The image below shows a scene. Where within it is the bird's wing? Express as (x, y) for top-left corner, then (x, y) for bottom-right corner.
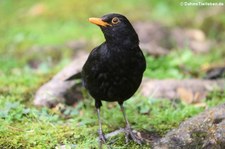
(65, 44), (104, 82)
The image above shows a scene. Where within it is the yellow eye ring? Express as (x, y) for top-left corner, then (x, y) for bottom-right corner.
(112, 17), (119, 24)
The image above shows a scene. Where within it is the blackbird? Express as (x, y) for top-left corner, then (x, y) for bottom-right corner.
(67, 13), (146, 145)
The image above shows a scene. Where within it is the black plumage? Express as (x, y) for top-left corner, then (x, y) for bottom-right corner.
(68, 13), (146, 146)
(83, 13), (146, 106)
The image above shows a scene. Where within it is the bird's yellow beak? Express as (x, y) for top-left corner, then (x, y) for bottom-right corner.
(89, 18), (111, 27)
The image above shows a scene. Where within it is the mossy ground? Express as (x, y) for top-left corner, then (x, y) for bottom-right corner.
(0, 0), (224, 148)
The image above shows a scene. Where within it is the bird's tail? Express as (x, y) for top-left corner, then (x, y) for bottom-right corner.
(65, 72), (82, 81)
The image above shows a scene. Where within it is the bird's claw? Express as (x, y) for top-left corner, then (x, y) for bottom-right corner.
(98, 129), (107, 143)
(98, 129), (114, 149)
(124, 126), (142, 145)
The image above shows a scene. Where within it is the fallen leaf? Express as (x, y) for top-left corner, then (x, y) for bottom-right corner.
(177, 87), (194, 104)
(185, 29), (206, 41)
(28, 3), (46, 16)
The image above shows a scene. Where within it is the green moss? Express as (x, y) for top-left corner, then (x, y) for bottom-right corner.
(0, 91), (224, 148)
(144, 48), (224, 79)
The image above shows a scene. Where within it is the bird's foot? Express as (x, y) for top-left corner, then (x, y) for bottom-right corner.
(98, 129), (113, 149)
(124, 126), (142, 145)
(98, 129), (107, 144)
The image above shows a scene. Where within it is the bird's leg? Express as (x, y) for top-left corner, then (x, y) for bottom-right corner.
(119, 103), (142, 145)
(97, 108), (107, 146)
(96, 101), (113, 149)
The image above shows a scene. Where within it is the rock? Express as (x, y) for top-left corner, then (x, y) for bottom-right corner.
(153, 103), (225, 149)
(134, 22), (212, 55)
(34, 64), (225, 107)
(140, 43), (169, 56)
(34, 52), (88, 107)
(140, 79), (225, 100)
(171, 28), (212, 53)
(134, 22), (171, 56)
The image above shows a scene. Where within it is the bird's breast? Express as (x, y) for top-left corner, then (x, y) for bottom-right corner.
(82, 46), (145, 101)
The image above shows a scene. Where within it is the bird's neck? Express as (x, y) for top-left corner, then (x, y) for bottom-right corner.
(105, 35), (139, 50)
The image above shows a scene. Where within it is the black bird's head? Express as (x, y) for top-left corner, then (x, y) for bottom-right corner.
(89, 13), (139, 49)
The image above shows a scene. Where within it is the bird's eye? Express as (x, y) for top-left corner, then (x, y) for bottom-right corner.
(112, 17), (120, 24)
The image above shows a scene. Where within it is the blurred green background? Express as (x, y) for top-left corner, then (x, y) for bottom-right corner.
(0, 0), (224, 148)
